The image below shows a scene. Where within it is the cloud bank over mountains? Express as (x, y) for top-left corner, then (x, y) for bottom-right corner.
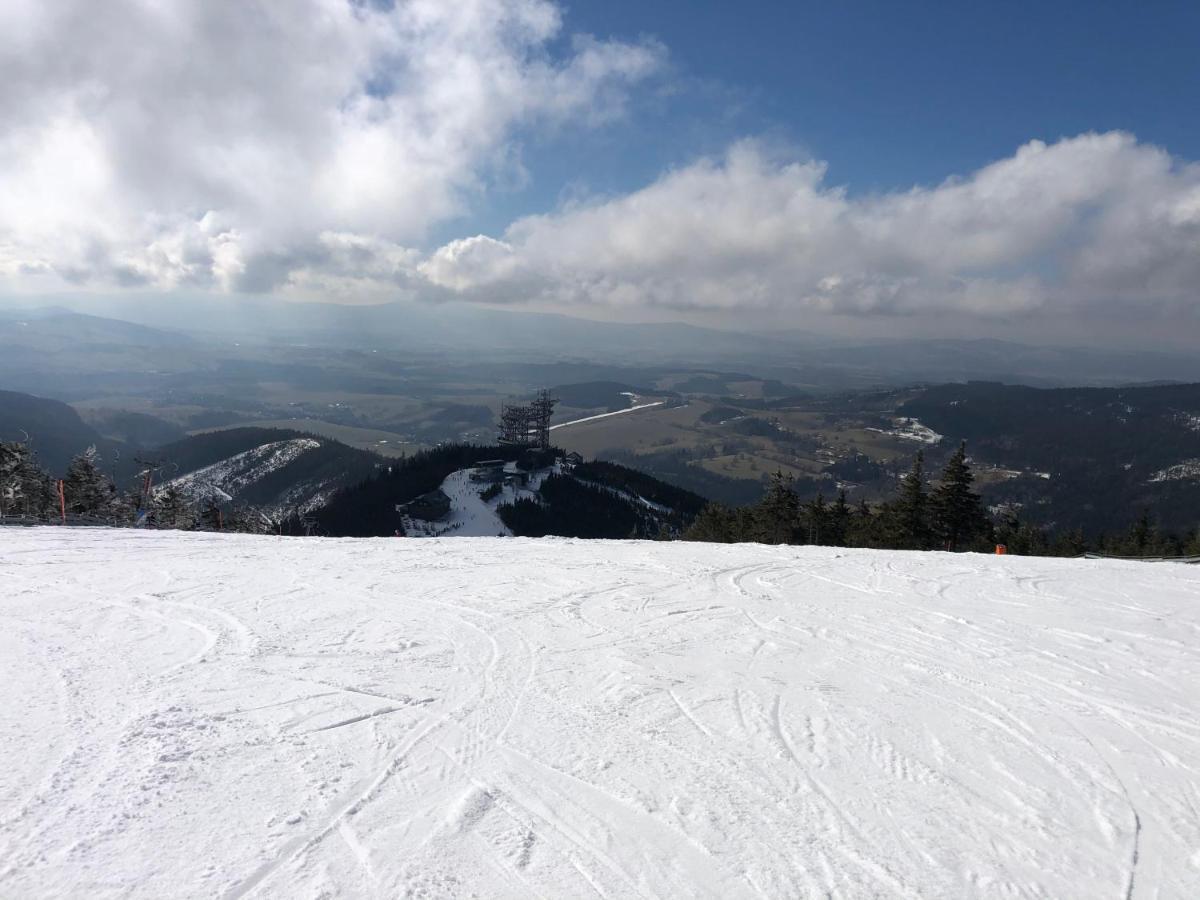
(1, 0), (661, 294)
(2, 0), (1198, 328)
(432, 133), (1200, 321)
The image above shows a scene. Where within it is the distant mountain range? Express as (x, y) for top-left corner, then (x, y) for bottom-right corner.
(6, 300), (1200, 386)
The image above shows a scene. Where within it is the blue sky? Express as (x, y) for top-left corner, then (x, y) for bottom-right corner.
(4, 0), (1200, 344)
(501, 0), (1200, 209)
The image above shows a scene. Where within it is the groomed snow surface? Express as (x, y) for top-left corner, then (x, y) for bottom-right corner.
(2, 529), (1199, 899)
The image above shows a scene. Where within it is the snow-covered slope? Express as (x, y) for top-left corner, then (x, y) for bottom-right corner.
(402, 464), (555, 538)
(159, 438), (322, 509)
(3, 529), (1199, 898)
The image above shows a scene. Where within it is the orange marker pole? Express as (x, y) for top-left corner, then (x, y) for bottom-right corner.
(57, 479), (66, 524)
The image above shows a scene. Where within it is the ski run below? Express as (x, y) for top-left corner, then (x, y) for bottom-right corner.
(2, 528), (1199, 899)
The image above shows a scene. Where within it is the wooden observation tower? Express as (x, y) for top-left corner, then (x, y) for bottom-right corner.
(499, 389), (557, 450)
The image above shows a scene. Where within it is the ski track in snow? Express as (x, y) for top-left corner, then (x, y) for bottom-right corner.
(2, 529), (1200, 898)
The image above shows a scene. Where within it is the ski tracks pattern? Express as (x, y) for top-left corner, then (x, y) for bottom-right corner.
(2, 529), (1199, 898)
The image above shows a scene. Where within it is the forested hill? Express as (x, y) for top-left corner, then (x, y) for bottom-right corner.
(900, 381), (1200, 532)
(497, 460), (706, 540)
(0, 390), (119, 475)
(310, 445), (706, 539)
(313, 445), (525, 536)
(155, 427), (383, 514)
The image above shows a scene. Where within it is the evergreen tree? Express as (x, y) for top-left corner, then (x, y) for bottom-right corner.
(929, 442), (989, 551)
(1053, 527), (1088, 557)
(993, 509), (1051, 556)
(887, 451), (930, 549)
(229, 505), (275, 534)
(63, 446), (118, 520)
(826, 489), (852, 547)
(0, 441), (55, 520)
(1185, 527), (1200, 557)
(199, 497), (224, 531)
(802, 492), (828, 545)
(1118, 511), (1175, 557)
(1128, 510), (1153, 555)
(685, 503), (740, 543)
(753, 471), (800, 544)
(153, 485), (193, 530)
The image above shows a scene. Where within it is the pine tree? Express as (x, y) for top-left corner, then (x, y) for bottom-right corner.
(1185, 527), (1200, 557)
(225, 505), (273, 534)
(930, 442), (989, 551)
(754, 471), (800, 544)
(1125, 511), (1156, 556)
(1054, 527), (1088, 557)
(803, 492), (828, 545)
(63, 446), (118, 520)
(826, 489), (851, 547)
(0, 441), (55, 520)
(685, 503), (739, 542)
(153, 485), (193, 530)
(837, 497), (876, 548)
(199, 497), (224, 531)
(888, 451), (930, 550)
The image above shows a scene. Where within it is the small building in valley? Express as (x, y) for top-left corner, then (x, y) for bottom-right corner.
(469, 459), (507, 484)
(399, 489), (451, 522)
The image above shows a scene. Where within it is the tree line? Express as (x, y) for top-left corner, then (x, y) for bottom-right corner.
(0, 440), (280, 533)
(7, 435), (1198, 556)
(684, 442), (1200, 557)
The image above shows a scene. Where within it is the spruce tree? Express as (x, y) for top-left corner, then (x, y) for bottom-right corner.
(0, 441), (54, 520)
(685, 503), (739, 543)
(847, 497), (875, 548)
(754, 471), (800, 544)
(890, 451), (930, 549)
(803, 492), (828, 545)
(930, 442), (988, 551)
(199, 497), (224, 531)
(154, 485), (193, 530)
(1055, 527), (1088, 557)
(827, 489), (851, 547)
(63, 446), (118, 520)
(1185, 528), (1200, 557)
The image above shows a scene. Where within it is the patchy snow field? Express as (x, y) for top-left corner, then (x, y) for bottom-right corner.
(2, 529), (1199, 899)
(402, 464), (557, 538)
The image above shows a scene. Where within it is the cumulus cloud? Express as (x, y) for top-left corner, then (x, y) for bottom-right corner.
(0, 0), (662, 293)
(3, 3), (1197, 326)
(426, 133), (1200, 319)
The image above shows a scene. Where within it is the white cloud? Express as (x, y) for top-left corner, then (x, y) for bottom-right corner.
(426, 133), (1200, 320)
(0, 0), (662, 292)
(3, 3), (1198, 328)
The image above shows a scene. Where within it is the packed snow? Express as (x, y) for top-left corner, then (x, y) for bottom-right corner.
(3, 528), (1200, 898)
